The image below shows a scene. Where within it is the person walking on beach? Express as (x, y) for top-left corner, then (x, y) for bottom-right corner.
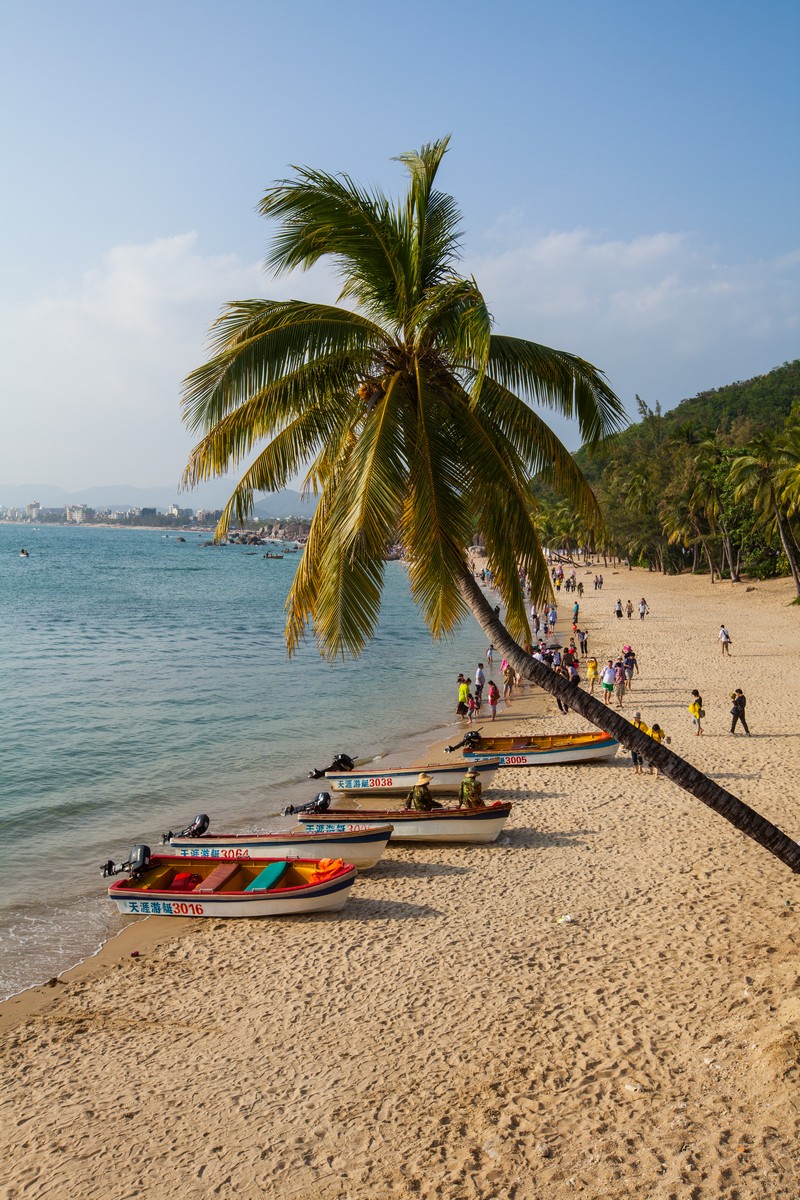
(626, 599), (634, 620)
(601, 660), (616, 705)
(614, 659), (626, 708)
(474, 662), (485, 703)
(614, 598), (623, 619)
(647, 723), (667, 776)
(405, 772), (442, 811)
(688, 689), (704, 736)
(555, 662), (571, 713)
(456, 676), (470, 720)
(577, 580), (584, 598)
(638, 597), (649, 620)
(486, 680), (499, 721)
(730, 689), (750, 735)
(502, 663), (515, 704)
(486, 644), (494, 666)
(457, 766), (485, 809)
(593, 574), (599, 590)
(719, 624), (732, 655)
(630, 711), (649, 774)
(622, 646), (638, 690)
(467, 692), (478, 722)
(586, 656), (599, 693)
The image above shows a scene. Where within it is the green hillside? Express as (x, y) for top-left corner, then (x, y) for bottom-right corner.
(547, 360), (800, 588)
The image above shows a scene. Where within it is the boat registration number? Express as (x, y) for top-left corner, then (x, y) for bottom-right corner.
(345, 776), (395, 788)
(122, 900), (205, 915)
(176, 846), (251, 859)
(500, 755), (528, 765)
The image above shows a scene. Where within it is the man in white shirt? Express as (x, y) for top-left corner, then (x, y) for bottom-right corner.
(719, 625), (732, 656)
(474, 662), (486, 702)
(601, 660), (616, 705)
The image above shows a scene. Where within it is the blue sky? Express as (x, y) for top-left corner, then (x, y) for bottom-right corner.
(1, 0), (798, 491)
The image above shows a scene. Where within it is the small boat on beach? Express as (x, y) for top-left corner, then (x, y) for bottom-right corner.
(446, 729), (619, 767)
(298, 802), (512, 844)
(103, 845), (357, 917)
(162, 813), (393, 869)
(309, 753), (501, 794)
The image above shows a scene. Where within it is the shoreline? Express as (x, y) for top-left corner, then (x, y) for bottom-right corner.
(2, 567), (799, 1199)
(0, 666), (547, 1019)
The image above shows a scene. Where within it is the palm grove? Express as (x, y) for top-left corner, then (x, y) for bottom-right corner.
(182, 138), (800, 873)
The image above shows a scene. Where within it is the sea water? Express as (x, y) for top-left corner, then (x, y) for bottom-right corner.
(0, 524), (493, 998)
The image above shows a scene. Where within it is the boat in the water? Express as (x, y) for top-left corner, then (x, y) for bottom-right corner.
(298, 802), (512, 844)
(19, 549), (29, 558)
(446, 729), (619, 766)
(162, 813), (392, 869)
(103, 845), (357, 917)
(263, 552), (284, 559)
(308, 752), (501, 794)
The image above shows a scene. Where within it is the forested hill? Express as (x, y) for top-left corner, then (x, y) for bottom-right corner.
(658, 359), (799, 437)
(557, 359), (800, 586)
(578, 359), (799, 480)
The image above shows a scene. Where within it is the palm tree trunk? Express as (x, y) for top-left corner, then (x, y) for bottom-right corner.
(458, 569), (800, 873)
(774, 505), (800, 597)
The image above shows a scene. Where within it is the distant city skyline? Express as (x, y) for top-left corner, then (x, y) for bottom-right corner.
(1, 1), (797, 490)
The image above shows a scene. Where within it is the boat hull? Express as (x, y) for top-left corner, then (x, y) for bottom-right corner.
(166, 824), (392, 869)
(462, 734), (619, 766)
(324, 758), (501, 795)
(107, 855), (357, 917)
(299, 803), (512, 844)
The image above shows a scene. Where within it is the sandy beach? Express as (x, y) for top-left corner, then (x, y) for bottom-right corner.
(1, 567), (798, 1200)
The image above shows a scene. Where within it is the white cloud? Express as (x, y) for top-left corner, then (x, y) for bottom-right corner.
(0, 234), (339, 489)
(469, 225), (799, 432)
(1, 224), (797, 489)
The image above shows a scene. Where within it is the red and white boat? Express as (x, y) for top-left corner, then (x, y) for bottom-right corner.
(104, 847), (357, 917)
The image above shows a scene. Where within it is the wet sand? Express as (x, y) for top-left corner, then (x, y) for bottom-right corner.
(1, 568), (798, 1199)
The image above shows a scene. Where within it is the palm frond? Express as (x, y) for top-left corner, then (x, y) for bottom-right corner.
(488, 335), (626, 446)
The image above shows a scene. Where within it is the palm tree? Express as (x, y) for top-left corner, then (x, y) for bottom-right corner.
(730, 431), (800, 597)
(691, 438), (740, 581)
(182, 139), (800, 873)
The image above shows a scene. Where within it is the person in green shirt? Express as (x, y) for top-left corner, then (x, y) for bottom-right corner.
(457, 767), (485, 809)
(405, 772), (442, 811)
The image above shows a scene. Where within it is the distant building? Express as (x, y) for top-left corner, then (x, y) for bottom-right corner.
(65, 504), (91, 523)
(26, 501), (41, 521)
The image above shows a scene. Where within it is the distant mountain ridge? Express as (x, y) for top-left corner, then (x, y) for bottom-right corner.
(0, 481), (317, 519)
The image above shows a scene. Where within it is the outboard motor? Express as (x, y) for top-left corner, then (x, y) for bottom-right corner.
(101, 844), (153, 879)
(308, 752), (356, 780)
(161, 814), (210, 844)
(283, 792), (332, 817)
(444, 729), (482, 754)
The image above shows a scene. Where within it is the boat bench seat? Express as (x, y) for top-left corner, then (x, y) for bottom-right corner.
(194, 862), (240, 893)
(244, 861), (290, 892)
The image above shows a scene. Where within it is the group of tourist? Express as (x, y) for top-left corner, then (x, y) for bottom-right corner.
(687, 683), (750, 737)
(614, 597), (650, 620)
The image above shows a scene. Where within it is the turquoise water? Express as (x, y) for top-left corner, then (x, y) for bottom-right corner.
(0, 524), (492, 998)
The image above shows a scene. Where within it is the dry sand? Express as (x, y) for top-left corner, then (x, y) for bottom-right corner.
(1, 568), (798, 1200)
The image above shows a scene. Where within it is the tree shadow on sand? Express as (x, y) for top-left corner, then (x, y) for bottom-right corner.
(500, 826), (597, 851)
(368, 859), (471, 881)
(330, 898), (443, 921)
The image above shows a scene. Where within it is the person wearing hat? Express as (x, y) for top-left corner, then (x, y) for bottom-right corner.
(457, 766), (486, 810)
(405, 772), (442, 811)
(630, 711), (649, 774)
